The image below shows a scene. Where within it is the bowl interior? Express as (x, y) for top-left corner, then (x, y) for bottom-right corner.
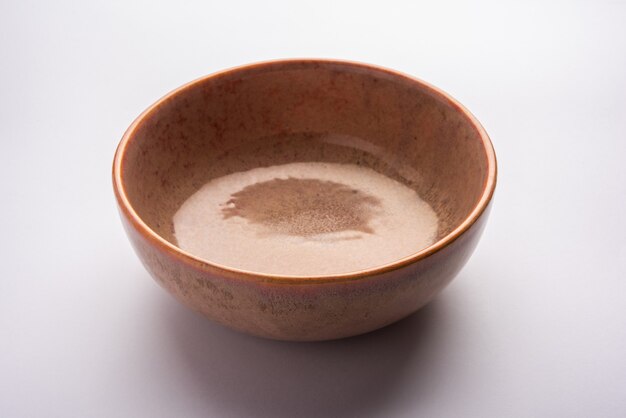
(118, 61), (490, 269)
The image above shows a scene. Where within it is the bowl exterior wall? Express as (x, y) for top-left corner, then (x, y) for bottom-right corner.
(118, 202), (491, 341)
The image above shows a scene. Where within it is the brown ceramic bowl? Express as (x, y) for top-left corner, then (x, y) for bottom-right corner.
(113, 59), (496, 341)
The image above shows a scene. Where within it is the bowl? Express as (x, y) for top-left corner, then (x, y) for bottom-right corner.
(113, 59), (496, 341)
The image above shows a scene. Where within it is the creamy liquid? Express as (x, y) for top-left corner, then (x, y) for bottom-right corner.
(173, 162), (438, 276)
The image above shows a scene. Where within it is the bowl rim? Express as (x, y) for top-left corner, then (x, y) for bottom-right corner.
(113, 58), (497, 284)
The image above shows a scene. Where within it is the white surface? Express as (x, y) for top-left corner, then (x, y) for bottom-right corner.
(2, 1), (625, 417)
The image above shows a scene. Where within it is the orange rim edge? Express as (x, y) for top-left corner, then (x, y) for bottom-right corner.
(112, 58), (497, 285)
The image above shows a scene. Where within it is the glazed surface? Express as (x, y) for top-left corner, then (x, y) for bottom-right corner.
(173, 162), (438, 275)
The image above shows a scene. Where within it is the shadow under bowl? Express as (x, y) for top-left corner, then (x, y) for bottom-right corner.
(113, 59), (496, 341)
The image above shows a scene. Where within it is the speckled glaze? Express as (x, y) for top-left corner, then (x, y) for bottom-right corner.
(113, 59), (497, 341)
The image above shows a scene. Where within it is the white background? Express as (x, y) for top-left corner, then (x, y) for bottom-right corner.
(2, 1), (625, 417)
